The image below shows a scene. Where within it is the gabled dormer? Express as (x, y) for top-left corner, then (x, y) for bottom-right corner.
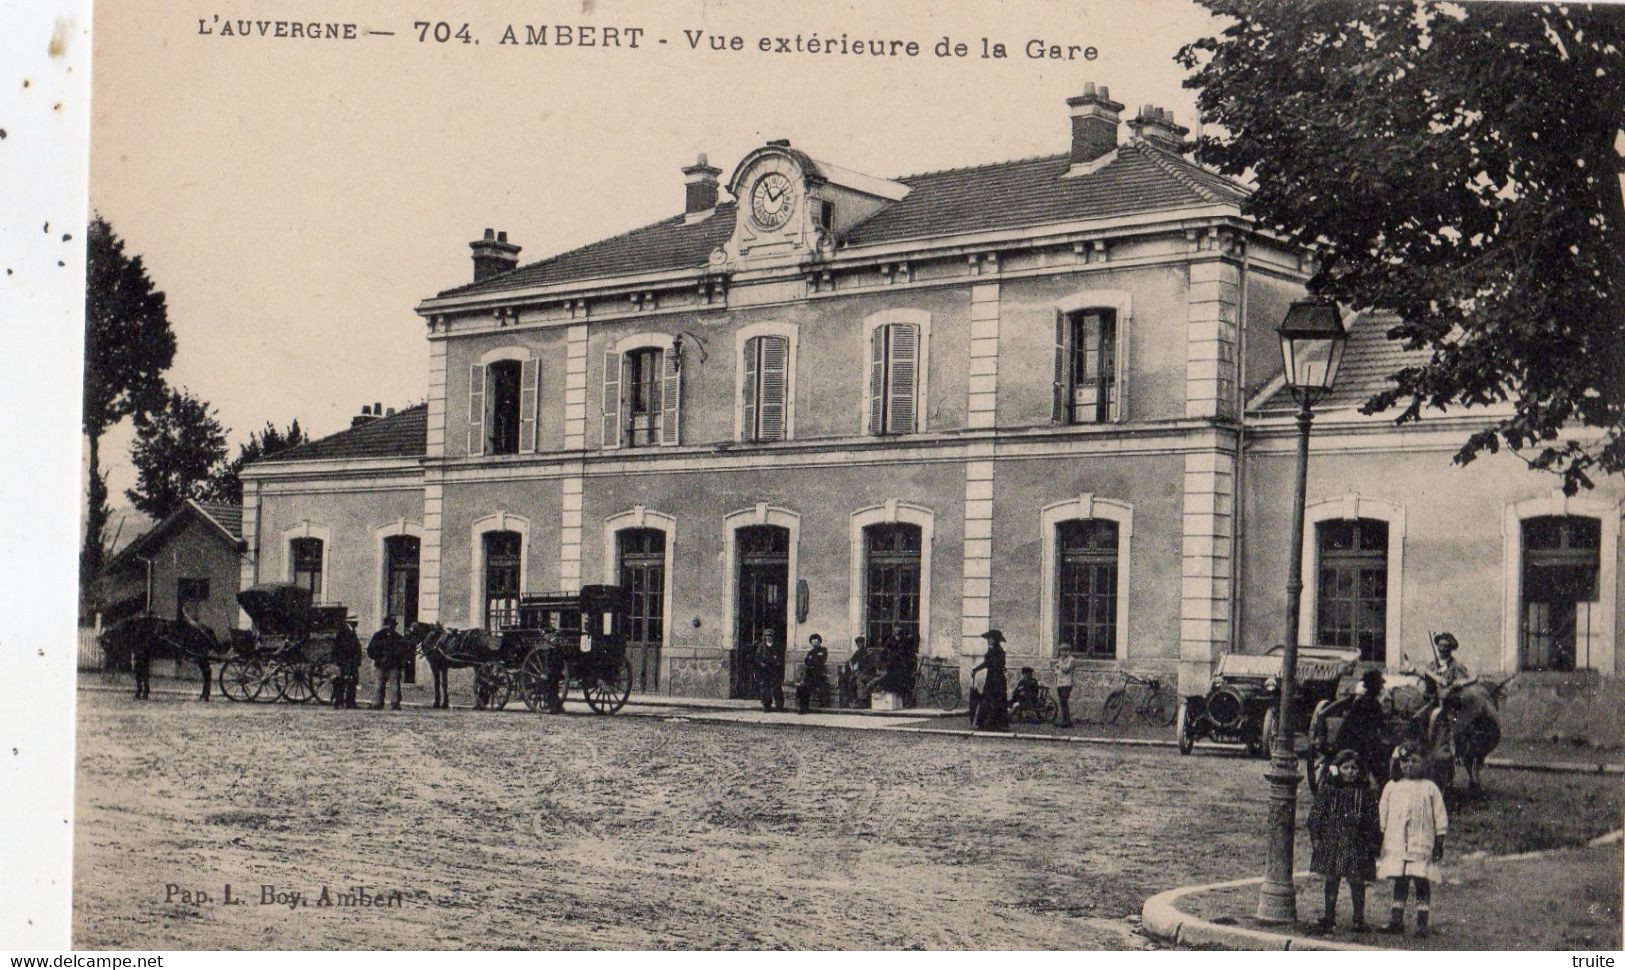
(709, 140), (909, 270)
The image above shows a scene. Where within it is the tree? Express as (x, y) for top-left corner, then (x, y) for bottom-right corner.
(205, 419), (306, 504)
(83, 216), (176, 582)
(1178, 1), (1625, 492)
(125, 388), (228, 518)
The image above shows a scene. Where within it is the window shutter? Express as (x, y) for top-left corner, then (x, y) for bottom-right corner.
(867, 325), (887, 434)
(1052, 313), (1069, 424)
(660, 348), (682, 446)
(886, 322), (919, 434)
(758, 335), (788, 441)
(519, 357), (539, 453)
(467, 363), (486, 457)
(600, 350), (621, 449)
(741, 337), (759, 441)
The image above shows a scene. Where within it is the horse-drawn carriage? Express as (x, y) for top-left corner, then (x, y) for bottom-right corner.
(218, 583), (352, 704)
(500, 585), (636, 715)
(1176, 645), (1361, 758)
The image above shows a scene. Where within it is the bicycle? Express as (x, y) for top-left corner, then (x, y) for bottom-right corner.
(913, 657), (963, 711)
(1102, 671), (1177, 726)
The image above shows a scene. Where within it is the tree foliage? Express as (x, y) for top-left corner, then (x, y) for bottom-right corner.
(1178, 1), (1625, 491)
(205, 419), (306, 504)
(125, 388), (228, 518)
(82, 216), (176, 581)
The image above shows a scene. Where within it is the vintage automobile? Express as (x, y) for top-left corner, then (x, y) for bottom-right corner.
(1176, 645), (1361, 758)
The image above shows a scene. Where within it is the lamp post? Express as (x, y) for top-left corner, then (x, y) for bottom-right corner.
(1256, 298), (1348, 925)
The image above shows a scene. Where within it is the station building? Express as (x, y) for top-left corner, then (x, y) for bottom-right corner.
(240, 85), (1624, 696)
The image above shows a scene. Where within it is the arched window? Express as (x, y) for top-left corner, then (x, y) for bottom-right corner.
(1051, 290), (1131, 425)
(1056, 519), (1119, 657)
(469, 347), (538, 456)
(482, 530), (522, 631)
(289, 537), (324, 600)
(603, 335), (681, 448)
(1315, 518), (1388, 661)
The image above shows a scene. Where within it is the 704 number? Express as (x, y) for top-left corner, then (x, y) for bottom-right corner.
(414, 21), (474, 43)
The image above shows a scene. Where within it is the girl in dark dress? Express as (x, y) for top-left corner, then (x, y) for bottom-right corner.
(970, 629), (1010, 731)
(1308, 748), (1382, 932)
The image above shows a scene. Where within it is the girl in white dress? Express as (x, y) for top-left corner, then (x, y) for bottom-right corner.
(1377, 742), (1449, 937)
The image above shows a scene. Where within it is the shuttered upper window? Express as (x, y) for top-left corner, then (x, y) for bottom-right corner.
(864, 312), (929, 436)
(1052, 308), (1119, 424)
(468, 350), (539, 457)
(741, 335), (789, 442)
(602, 336), (681, 449)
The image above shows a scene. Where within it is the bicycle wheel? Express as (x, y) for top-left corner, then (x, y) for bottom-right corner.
(1037, 690), (1059, 725)
(1156, 685), (1179, 727)
(1102, 689), (1126, 725)
(934, 678), (962, 712)
(1141, 690), (1169, 727)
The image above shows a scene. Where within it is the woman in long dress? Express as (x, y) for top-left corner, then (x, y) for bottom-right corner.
(970, 629), (1010, 731)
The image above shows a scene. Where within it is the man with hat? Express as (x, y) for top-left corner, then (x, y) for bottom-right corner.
(368, 615), (408, 710)
(332, 615), (363, 709)
(969, 629), (1010, 731)
(1328, 668), (1389, 782)
(795, 633), (830, 714)
(1418, 632), (1477, 715)
(756, 626), (786, 713)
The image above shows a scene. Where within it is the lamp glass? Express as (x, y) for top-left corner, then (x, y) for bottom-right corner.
(1277, 301), (1348, 395)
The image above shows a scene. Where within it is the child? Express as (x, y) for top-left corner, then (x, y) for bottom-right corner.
(1009, 666), (1041, 721)
(1307, 749), (1381, 932)
(1377, 742), (1449, 937)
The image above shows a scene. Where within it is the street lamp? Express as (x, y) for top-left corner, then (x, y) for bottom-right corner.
(1256, 298), (1348, 925)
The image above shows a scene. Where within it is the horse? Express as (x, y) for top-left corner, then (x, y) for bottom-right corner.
(407, 622), (512, 709)
(98, 614), (219, 700)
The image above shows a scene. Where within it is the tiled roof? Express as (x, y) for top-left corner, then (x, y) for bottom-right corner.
(259, 404), (428, 464)
(1254, 312), (1432, 414)
(435, 141), (1247, 299)
(194, 501), (243, 540)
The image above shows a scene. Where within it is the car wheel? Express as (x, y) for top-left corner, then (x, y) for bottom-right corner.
(1176, 701), (1194, 755)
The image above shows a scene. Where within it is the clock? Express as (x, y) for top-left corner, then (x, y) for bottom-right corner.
(749, 172), (795, 231)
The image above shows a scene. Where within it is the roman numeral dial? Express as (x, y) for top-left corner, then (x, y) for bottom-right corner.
(749, 172), (795, 231)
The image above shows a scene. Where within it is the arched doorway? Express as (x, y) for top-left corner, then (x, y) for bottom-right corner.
(618, 527), (666, 691)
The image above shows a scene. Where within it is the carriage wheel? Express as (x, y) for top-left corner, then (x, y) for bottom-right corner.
(219, 659), (256, 702)
(308, 663), (334, 706)
(552, 656), (575, 711)
(1176, 701), (1194, 755)
(273, 663), (314, 704)
(584, 658), (633, 715)
(488, 669), (513, 711)
(516, 649), (551, 712)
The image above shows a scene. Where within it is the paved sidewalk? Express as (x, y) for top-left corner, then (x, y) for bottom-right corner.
(1142, 833), (1623, 950)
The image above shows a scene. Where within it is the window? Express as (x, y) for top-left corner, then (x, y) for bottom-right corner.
(483, 530), (522, 631)
(1056, 519), (1118, 657)
(1053, 308), (1118, 424)
(290, 538), (324, 600)
(863, 523), (922, 646)
(626, 348), (664, 447)
(741, 335), (789, 442)
(602, 338), (681, 448)
(1520, 515), (1601, 672)
(1316, 519), (1388, 661)
(176, 578), (209, 622)
(867, 321), (922, 435)
(468, 352), (538, 456)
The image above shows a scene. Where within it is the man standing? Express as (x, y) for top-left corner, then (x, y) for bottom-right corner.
(368, 615), (407, 710)
(332, 617), (363, 709)
(796, 633), (830, 714)
(756, 627), (786, 713)
(1053, 648), (1076, 727)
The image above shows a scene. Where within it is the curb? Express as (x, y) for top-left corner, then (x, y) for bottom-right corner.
(1142, 829), (1625, 951)
(1141, 874), (1381, 951)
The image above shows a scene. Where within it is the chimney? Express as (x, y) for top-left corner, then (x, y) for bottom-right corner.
(1128, 105), (1191, 153)
(1066, 82), (1125, 167)
(682, 153), (722, 217)
(350, 404), (376, 429)
(469, 228), (521, 283)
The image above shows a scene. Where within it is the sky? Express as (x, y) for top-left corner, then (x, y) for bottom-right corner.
(86, 0), (1225, 510)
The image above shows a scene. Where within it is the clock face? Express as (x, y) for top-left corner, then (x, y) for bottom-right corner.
(749, 172), (795, 231)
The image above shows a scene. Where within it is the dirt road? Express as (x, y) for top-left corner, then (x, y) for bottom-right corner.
(72, 691), (1619, 949)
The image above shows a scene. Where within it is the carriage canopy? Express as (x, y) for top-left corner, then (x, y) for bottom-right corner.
(237, 583), (349, 638)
